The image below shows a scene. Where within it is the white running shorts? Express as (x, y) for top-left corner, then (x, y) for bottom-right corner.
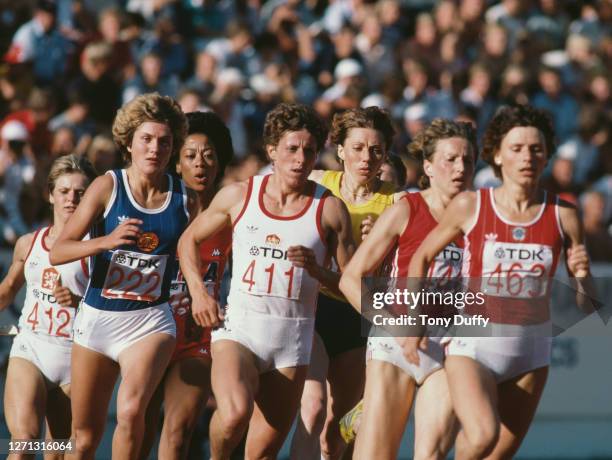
(73, 302), (176, 362)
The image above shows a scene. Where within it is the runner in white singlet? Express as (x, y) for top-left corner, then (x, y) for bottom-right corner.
(2, 154), (96, 459)
(178, 103), (355, 459)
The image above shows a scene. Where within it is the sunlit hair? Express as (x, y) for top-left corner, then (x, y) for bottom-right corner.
(329, 106), (395, 151)
(112, 92), (187, 163)
(407, 118), (477, 189)
(47, 154), (98, 193)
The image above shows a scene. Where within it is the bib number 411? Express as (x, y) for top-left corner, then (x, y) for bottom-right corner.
(241, 260), (300, 299)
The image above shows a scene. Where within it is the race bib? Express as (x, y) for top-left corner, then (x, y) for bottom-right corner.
(102, 250), (168, 302)
(428, 245), (463, 288)
(239, 258), (303, 300)
(26, 277), (74, 339)
(169, 264), (216, 312)
(481, 241), (553, 299)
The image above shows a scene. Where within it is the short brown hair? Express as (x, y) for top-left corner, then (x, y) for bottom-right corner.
(481, 105), (555, 178)
(407, 118), (477, 189)
(112, 93), (187, 163)
(263, 103), (328, 151)
(329, 107), (395, 150)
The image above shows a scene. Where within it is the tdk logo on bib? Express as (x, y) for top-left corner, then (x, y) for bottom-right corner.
(490, 244), (551, 262)
(440, 246), (462, 262)
(248, 234), (289, 260)
(114, 253), (163, 269)
(249, 245), (288, 260)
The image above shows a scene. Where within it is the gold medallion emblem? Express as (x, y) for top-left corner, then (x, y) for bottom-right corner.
(137, 232), (159, 252)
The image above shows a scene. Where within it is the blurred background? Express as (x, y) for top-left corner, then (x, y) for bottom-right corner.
(0, 0), (609, 458)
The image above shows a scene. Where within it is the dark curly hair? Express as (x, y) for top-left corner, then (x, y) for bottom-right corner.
(407, 118), (478, 189)
(482, 105), (556, 178)
(329, 106), (395, 150)
(182, 111), (234, 175)
(263, 103), (328, 151)
(112, 92), (187, 164)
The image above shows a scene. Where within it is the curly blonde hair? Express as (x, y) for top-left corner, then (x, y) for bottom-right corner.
(112, 93), (187, 163)
(407, 118), (477, 189)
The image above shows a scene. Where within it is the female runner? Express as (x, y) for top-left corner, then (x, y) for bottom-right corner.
(292, 106), (403, 459)
(338, 119), (477, 459)
(140, 111), (234, 459)
(408, 105), (592, 459)
(2, 154), (96, 459)
(50, 93), (195, 459)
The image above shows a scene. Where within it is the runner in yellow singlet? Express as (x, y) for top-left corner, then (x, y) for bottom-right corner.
(291, 106), (404, 460)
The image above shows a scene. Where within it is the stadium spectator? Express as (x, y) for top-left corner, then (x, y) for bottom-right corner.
(183, 50), (218, 102)
(122, 51), (180, 104)
(95, 7), (133, 81)
(4, 0), (72, 87)
(355, 11), (395, 91)
(582, 190), (612, 261)
(533, 65), (579, 142)
(0, 120), (35, 245)
(48, 91), (96, 145)
(67, 41), (121, 127)
(85, 134), (119, 174)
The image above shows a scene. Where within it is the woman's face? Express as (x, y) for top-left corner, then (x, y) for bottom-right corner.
(50, 173), (89, 223)
(128, 121), (173, 176)
(267, 129), (318, 188)
(425, 137), (475, 197)
(338, 127), (387, 185)
(177, 133), (219, 194)
(494, 126), (548, 187)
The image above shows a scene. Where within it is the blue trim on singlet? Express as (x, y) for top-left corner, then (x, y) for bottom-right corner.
(84, 169), (189, 311)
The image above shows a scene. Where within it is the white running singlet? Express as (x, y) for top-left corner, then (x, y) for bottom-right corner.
(227, 175), (329, 318)
(19, 227), (88, 344)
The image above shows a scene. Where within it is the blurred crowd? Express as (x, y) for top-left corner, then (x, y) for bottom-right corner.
(0, 0), (610, 259)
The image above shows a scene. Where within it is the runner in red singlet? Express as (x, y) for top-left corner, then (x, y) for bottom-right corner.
(407, 105), (592, 459)
(339, 119), (477, 459)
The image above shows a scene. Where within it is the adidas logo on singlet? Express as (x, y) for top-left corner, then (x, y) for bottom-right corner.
(212, 248), (221, 257)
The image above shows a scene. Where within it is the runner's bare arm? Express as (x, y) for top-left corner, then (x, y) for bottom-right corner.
(49, 175), (142, 265)
(178, 181), (246, 327)
(559, 201), (590, 278)
(0, 232), (33, 310)
(311, 195), (356, 294)
(340, 201), (409, 313)
(408, 191), (476, 277)
(558, 201), (596, 312)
